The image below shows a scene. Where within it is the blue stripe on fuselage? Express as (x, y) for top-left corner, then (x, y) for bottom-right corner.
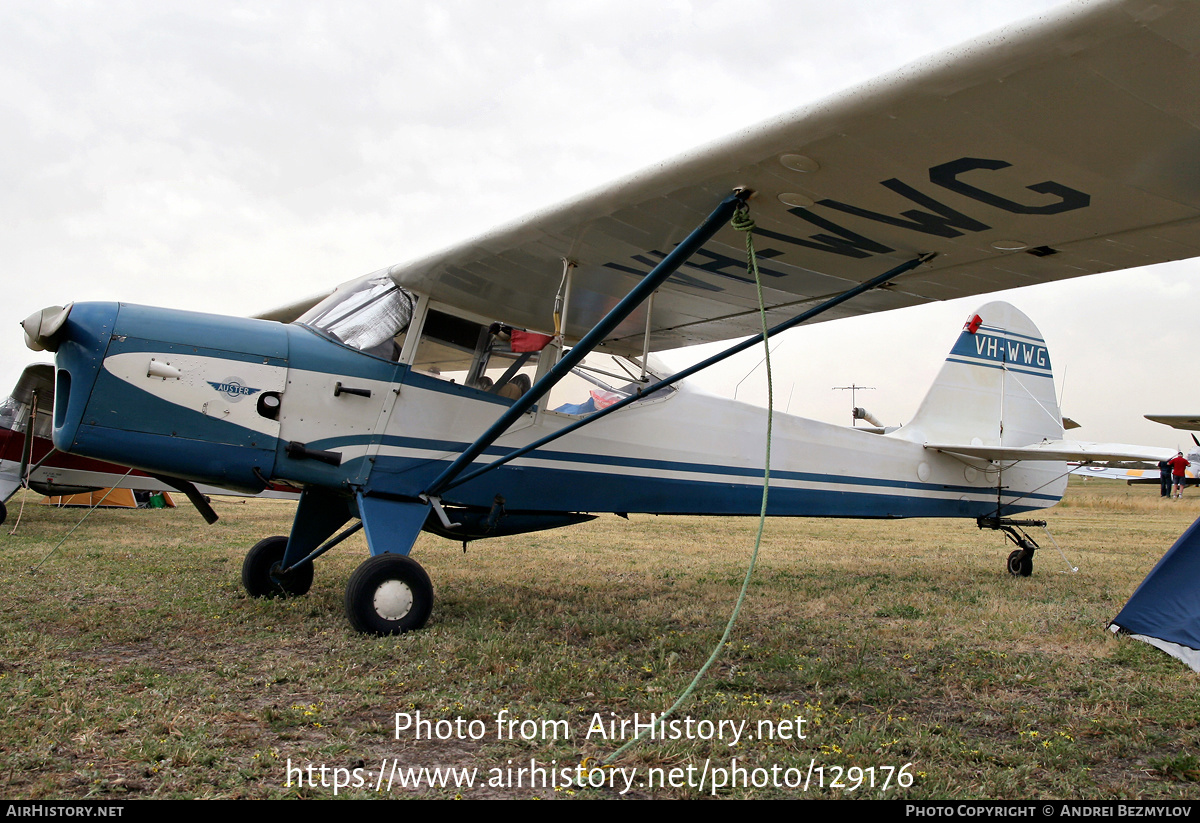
(361, 451), (1049, 518)
(332, 433), (1060, 515)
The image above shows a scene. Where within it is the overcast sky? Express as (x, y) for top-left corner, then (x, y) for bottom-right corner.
(3, 0), (1196, 451)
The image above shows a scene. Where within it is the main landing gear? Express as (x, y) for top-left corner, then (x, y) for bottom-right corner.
(344, 554), (434, 635)
(241, 536), (314, 597)
(978, 516), (1043, 577)
(241, 537), (433, 635)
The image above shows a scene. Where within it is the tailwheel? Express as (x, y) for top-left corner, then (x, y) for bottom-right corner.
(978, 517), (1043, 578)
(242, 535), (314, 598)
(344, 553), (433, 635)
(1006, 549), (1033, 577)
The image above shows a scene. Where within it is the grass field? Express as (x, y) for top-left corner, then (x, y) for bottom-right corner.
(2, 478), (1200, 799)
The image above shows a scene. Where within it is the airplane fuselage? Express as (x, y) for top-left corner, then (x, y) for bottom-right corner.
(49, 301), (1063, 525)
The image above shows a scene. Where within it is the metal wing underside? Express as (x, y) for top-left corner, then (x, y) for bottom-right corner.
(12, 363), (54, 408)
(1145, 415), (1200, 431)
(361, 0), (1200, 356)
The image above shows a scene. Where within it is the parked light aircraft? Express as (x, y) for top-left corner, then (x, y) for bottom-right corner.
(0, 363), (297, 524)
(1068, 418), (1200, 485)
(1069, 454), (1197, 485)
(20, 0), (1200, 633)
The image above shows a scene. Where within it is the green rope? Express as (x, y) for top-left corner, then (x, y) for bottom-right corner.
(600, 202), (773, 768)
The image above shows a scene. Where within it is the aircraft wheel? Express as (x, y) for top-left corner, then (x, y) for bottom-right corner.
(344, 553), (433, 635)
(242, 535), (313, 598)
(0, 498), (6, 526)
(1006, 549), (1033, 577)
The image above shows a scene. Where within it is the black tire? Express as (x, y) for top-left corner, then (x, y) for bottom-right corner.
(344, 553), (433, 635)
(1006, 549), (1033, 577)
(242, 536), (313, 598)
(0, 498), (7, 526)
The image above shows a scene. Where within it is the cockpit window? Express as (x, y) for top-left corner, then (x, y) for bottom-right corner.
(0, 395), (52, 439)
(0, 397), (17, 433)
(297, 273), (415, 357)
(411, 312), (545, 398)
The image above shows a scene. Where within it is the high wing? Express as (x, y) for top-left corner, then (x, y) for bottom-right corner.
(337, 0), (1200, 356)
(1145, 415), (1200, 431)
(9, 363), (53, 410)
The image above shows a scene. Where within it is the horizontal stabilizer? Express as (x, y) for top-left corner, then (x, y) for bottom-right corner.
(925, 441), (1176, 464)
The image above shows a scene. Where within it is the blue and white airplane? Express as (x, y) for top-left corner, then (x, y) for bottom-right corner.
(20, 0), (1200, 633)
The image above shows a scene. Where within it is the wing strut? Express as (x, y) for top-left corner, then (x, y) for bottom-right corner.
(423, 191), (751, 498)
(439, 251), (935, 493)
(16, 390), (39, 489)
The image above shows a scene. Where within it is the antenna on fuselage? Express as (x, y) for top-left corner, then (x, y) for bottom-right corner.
(833, 384), (875, 426)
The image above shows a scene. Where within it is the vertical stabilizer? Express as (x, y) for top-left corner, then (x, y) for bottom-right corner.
(901, 302), (1063, 448)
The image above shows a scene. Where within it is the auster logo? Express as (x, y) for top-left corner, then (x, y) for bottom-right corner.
(207, 378), (263, 403)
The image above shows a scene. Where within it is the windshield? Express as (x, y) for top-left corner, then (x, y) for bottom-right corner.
(0, 397), (17, 433)
(297, 273), (415, 354)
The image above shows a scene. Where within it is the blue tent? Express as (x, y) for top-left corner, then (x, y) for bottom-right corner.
(1111, 515), (1200, 671)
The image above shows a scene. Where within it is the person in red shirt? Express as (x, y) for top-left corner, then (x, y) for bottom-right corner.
(1167, 451), (1191, 499)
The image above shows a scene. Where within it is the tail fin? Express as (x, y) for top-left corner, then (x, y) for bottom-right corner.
(901, 302), (1063, 447)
